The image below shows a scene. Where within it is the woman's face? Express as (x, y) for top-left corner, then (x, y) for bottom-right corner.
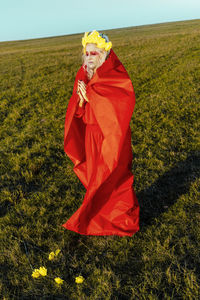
(85, 43), (103, 71)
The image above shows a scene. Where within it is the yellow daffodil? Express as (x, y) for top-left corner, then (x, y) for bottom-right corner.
(54, 277), (64, 285)
(49, 251), (55, 260)
(55, 249), (61, 256)
(48, 249), (61, 260)
(75, 275), (84, 284)
(32, 269), (40, 278)
(38, 266), (47, 276)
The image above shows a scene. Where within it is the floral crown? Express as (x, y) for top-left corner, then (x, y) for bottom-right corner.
(82, 30), (112, 53)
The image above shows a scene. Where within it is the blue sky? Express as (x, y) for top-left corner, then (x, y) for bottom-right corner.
(0, 0), (199, 42)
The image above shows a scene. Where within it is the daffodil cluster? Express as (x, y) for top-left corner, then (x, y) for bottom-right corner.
(31, 248), (85, 286)
(82, 30), (112, 53)
(31, 249), (64, 285)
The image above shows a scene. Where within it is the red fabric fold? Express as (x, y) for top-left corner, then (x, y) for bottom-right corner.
(62, 49), (140, 236)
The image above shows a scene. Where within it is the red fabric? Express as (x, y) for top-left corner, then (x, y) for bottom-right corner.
(62, 49), (140, 236)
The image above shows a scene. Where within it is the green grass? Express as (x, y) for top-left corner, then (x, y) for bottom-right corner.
(0, 19), (200, 299)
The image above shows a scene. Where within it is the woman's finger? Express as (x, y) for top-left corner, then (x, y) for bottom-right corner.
(79, 84), (87, 96)
(78, 80), (86, 86)
(78, 81), (86, 90)
(81, 88), (89, 103)
(78, 83), (89, 103)
(78, 84), (86, 93)
(79, 88), (89, 103)
(84, 94), (89, 103)
(78, 92), (84, 107)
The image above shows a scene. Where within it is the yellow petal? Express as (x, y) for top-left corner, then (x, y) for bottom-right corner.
(75, 275), (84, 283)
(54, 277), (64, 284)
(39, 266), (47, 276)
(49, 252), (55, 260)
(55, 249), (61, 256)
(32, 269), (40, 278)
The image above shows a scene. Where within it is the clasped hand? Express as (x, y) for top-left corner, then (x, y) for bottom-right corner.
(77, 80), (89, 107)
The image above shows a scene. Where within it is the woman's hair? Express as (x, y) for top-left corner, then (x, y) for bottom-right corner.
(82, 33), (110, 80)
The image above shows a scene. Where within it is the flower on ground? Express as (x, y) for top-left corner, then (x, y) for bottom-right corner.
(32, 269), (40, 278)
(48, 249), (61, 260)
(75, 275), (84, 284)
(49, 252), (55, 260)
(55, 249), (61, 256)
(38, 266), (47, 276)
(54, 277), (64, 285)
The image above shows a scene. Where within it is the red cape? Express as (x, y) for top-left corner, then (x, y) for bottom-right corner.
(62, 49), (140, 236)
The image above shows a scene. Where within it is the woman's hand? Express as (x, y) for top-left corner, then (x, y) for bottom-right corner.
(77, 80), (89, 107)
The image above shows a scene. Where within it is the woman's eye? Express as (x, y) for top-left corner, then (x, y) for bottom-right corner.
(85, 51), (99, 56)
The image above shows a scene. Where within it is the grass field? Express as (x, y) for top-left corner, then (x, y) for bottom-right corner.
(0, 19), (200, 299)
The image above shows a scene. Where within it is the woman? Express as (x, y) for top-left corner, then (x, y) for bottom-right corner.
(62, 30), (140, 236)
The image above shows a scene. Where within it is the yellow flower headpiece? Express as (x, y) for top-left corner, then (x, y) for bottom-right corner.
(82, 30), (112, 53)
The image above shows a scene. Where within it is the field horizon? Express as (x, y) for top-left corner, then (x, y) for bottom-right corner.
(0, 18), (199, 44)
(0, 19), (200, 299)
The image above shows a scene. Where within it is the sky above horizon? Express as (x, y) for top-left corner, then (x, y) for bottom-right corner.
(0, 0), (199, 42)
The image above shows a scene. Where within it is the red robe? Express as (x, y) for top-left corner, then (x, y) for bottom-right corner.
(62, 49), (140, 236)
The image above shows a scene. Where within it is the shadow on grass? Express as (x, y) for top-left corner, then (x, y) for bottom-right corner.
(106, 151), (200, 299)
(137, 151), (200, 229)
